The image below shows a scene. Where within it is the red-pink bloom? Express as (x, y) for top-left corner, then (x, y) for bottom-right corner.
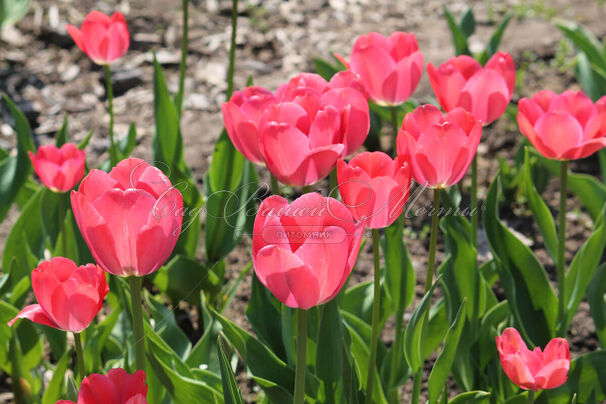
(517, 90), (606, 160)
(56, 368), (148, 404)
(71, 158), (183, 277)
(496, 328), (570, 392)
(67, 11), (129, 65)
(397, 105), (482, 188)
(337, 152), (411, 229)
(427, 52), (515, 124)
(346, 32), (423, 106)
(221, 87), (278, 164)
(29, 143), (86, 192)
(252, 193), (363, 309)
(8, 257), (108, 333)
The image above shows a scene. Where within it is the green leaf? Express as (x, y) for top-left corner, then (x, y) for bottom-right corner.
(404, 277), (441, 372)
(428, 300), (467, 404)
(484, 14), (513, 61)
(118, 123), (137, 158)
(153, 255), (217, 306)
(382, 216), (415, 316)
(316, 298), (343, 383)
(78, 130), (94, 150)
(524, 148), (558, 262)
(460, 8), (476, 38)
(312, 57), (343, 81)
(557, 21), (606, 70)
(341, 279), (392, 327)
(443, 5), (471, 56)
(448, 391), (491, 404)
(484, 174), (557, 345)
(41, 350), (70, 404)
(55, 114), (68, 147)
(0, 0), (30, 27)
(587, 264), (606, 347)
(145, 292), (192, 360)
(218, 333), (244, 404)
(186, 294), (221, 374)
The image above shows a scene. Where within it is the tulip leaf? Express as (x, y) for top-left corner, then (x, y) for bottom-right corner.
(145, 292), (192, 360)
(524, 148), (558, 262)
(313, 57), (342, 81)
(443, 5), (471, 56)
(186, 293), (221, 374)
(587, 263), (606, 347)
(118, 122), (137, 158)
(0, 0), (30, 27)
(564, 205), (606, 331)
(77, 129), (94, 151)
(460, 8), (476, 38)
(341, 279), (392, 327)
(483, 13), (513, 62)
(0, 93), (35, 223)
(55, 114), (68, 147)
(153, 255), (219, 306)
(428, 300), (467, 404)
(536, 350), (606, 404)
(41, 349), (70, 404)
(448, 390), (491, 404)
(556, 21), (606, 72)
(404, 277), (441, 373)
(218, 333), (244, 404)
(484, 174), (557, 346)
(316, 298), (343, 384)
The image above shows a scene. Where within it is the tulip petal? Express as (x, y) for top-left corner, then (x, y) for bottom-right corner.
(535, 111), (584, 159)
(7, 304), (59, 329)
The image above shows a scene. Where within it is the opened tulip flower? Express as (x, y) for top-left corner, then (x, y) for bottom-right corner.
(427, 52), (515, 125)
(496, 328), (570, 392)
(8, 257), (108, 333)
(342, 32), (423, 106)
(71, 158), (183, 277)
(517, 90), (606, 160)
(337, 152), (411, 229)
(57, 368), (148, 404)
(222, 86), (278, 164)
(397, 105), (482, 188)
(252, 193), (363, 309)
(67, 11), (129, 65)
(29, 143), (86, 192)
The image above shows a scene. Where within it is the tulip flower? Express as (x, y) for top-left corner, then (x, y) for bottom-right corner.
(8, 257), (108, 333)
(29, 143), (86, 192)
(57, 368), (148, 404)
(71, 158), (183, 277)
(337, 152), (411, 229)
(221, 87), (278, 164)
(496, 328), (570, 392)
(345, 32), (424, 106)
(67, 11), (129, 65)
(517, 90), (606, 161)
(397, 105), (482, 188)
(252, 192), (363, 309)
(427, 52), (515, 125)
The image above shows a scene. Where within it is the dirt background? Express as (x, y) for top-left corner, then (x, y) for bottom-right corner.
(1, 0), (606, 402)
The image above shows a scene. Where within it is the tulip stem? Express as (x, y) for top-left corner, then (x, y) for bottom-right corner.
(329, 168), (338, 199)
(302, 185), (312, 194)
(58, 193), (67, 257)
(294, 308), (308, 404)
(73, 332), (85, 382)
(128, 276), (146, 372)
(557, 160), (568, 336)
(104, 65), (118, 166)
(411, 368), (422, 404)
(176, 0), (189, 117)
(365, 228), (382, 404)
(528, 390), (535, 404)
(471, 156), (478, 248)
(9, 337), (24, 404)
(226, 0), (238, 99)
(390, 106), (399, 157)
(270, 174), (280, 196)
(426, 188), (441, 293)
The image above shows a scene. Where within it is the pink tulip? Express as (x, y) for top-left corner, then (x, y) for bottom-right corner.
(345, 32), (423, 106)
(57, 368), (148, 404)
(517, 90), (606, 160)
(8, 257), (108, 333)
(427, 52), (515, 125)
(496, 328), (570, 391)
(29, 143), (86, 192)
(67, 11), (129, 65)
(221, 87), (278, 164)
(252, 193), (363, 309)
(337, 152), (411, 229)
(397, 105), (482, 188)
(71, 158), (183, 277)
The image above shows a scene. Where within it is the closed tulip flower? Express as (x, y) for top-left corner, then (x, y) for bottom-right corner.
(346, 32), (424, 106)
(517, 90), (606, 160)
(71, 158), (183, 277)
(496, 328), (570, 391)
(67, 11), (129, 65)
(29, 143), (86, 192)
(337, 152), (411, 229)
(8, 257), (108, 333)
(221, 87), (278, 164)
(427, 52), (515, 125)
(57, 368), (148, 404)
(397, 105), (482, 188)
(252, 193), (363, 309)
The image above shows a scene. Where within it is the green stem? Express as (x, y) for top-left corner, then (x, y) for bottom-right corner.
(226, 0), (238, 99)
(10, 337), (24, 404)
(329, 168), (338, 199)
(270, 174), (280, 196)
(73, 332), (86, 382)
(128, 276), (146, 372)
(411, 368), (422, 404)
(425, 188), (441, 293)
(302, 185), (312, 194)
(471, 156), (478, 248)
(390, 106), (399, 157)
(104, 65), (118, 166)
(293, 308), (308, 404)
(528, 390), (535, 404)
(365, 229), (382, 404)
(388, 305), (405, 403)
(176, 0), (189, 116)
(557, 160), (568, 336)
(58, 193), (67, 256)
